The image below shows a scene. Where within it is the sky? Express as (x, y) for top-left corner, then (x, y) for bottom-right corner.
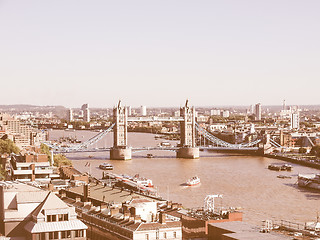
(0, 0), (319, 108)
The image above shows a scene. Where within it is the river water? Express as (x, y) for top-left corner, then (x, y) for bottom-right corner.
(49, 130), (320, 225)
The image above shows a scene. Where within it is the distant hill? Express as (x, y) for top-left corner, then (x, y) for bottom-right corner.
(0, 105), (67, 118)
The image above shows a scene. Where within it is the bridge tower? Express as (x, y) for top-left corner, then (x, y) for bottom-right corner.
(258, 133), (273, 155)
(177, 100), (200, 159)
(110, 101), (132, 160)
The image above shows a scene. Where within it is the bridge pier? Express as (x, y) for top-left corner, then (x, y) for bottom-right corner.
(177, 147), (199, 159)
(110, 147), (132, 160)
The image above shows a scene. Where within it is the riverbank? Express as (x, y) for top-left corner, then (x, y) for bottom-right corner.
(265, 153), (320, 170)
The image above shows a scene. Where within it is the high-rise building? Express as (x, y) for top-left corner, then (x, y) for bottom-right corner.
(255, 103), (261, 121)
(210, 109), (221, 116)
(221, 110), (230, 118)
(67, 108), (73, 122)
(127, 106), (132, 116)
(290, 111), (300, 129)
(140, 105), (147, 116)
(81, 104), (90, 122)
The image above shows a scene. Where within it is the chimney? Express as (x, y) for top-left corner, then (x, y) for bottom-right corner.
(134, 215), (141, 223)
(75, 196), (81, 202)
(60, 191), (67, 198)
(159, 212), (166, 224)
(167, 201), (172, 209)
(48, 183), (54, 191)
(172, 203), (179, 209)
(83, 184), (90, 202)
(100, 202), (108, 211)
(110, 208), (119, 217)
(30, 164), (36, 182)
(124, 210), (130, 220)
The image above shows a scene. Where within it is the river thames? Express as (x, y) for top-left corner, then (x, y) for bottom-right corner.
(49, 130), (320, 226)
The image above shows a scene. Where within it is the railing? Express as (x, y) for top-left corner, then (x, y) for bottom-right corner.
(128, 116), (184, 122)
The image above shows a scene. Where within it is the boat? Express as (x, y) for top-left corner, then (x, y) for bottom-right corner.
(277, 175), (292, 179)
(132, 174), (154, 187)
(298, 173), (320, 191)
(146, 154), (154, 158)
(268, 163), (292, 171)
(160, 141), (171, 147)
(186, 176), (201, 186)
(99, 163), (113, 170)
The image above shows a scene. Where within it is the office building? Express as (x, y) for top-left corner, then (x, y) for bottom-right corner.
(9, 153), (54, 184)
(127, 106), (132, 116)
(221, 110), (230, 118)
(290, 112), (300, 130)
(210, 109), (221, 116)
(81, 104), (90, 122)
(67, 108), (73, 122)
(140, 105), (147, 116)
(255, 103), (261, 121)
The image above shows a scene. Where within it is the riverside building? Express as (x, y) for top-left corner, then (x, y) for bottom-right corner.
(0, 181), (87, 239)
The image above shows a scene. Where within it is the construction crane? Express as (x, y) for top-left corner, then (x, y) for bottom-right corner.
(204, 194), (223, 213)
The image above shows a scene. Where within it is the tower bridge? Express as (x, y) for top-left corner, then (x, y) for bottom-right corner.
(46, 100), (269, 159)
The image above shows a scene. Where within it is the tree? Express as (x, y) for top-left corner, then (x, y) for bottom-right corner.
(310, 145), (320, 157)
(298, 147), (307, 154)
(40, 143), (52, 163)
(53, 154), (72, 167)
(0, 165), (6, 180)
(0, 139), (20, 155)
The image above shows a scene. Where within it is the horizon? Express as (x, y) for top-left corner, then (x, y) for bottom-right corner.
(0, 101), (320, 109)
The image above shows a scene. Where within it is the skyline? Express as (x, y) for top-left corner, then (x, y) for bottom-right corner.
(1, 1), (320, 108)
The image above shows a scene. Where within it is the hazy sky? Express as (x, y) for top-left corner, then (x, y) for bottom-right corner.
(0, 1), (319, 108)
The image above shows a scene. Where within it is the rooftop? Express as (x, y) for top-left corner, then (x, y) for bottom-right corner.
(67, 183), (164, 205)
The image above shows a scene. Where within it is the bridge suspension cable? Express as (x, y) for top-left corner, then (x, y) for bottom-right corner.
(45, 123), (115, 152)
(195, 122), (261, 149)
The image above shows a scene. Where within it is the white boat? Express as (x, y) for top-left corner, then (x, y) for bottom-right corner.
(186, 176), (200, 186)
(298, 174), (320, 190)
(99, 163), (114, 170)
(133, 174), (154, 187)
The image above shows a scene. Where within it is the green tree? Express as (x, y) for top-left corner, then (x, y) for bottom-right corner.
(310, 145), (320, 157)
(40, 143), (52, 163)
(0, 165), (6, 180)
(53, 154), (72, 167)
(0, 139), (20, 155)
(298, 147), (307, 154)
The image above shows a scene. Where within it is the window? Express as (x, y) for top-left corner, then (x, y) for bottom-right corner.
(49, 232), (59, 239)
(163, 232), (167, 239)
(145, 234), (149, 240)
(58, 214), (68, 221)
(47, 215), (57, 222)
(75, 230), (84, 238)
(33, 233), (40, 240)
(173, 232), (177, 238)
(41, 233), (45, 240)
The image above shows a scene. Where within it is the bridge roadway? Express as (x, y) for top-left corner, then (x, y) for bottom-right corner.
(127, 116), (184, 122)
(53, 146), (259, 154)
